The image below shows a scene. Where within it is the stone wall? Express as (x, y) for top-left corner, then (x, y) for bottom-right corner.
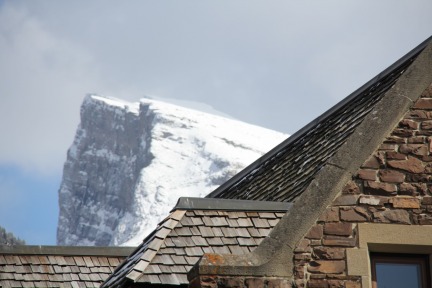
(293, 84), (432, 287)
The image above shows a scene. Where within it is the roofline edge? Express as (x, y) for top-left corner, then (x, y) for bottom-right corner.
(0, 245), (136, 256)
(172, 197), (292, 212)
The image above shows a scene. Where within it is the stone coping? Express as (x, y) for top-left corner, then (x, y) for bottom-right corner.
(173, 197), (292, 212)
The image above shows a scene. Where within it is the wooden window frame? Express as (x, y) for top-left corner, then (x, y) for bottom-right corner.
(370, 253), (430, 288)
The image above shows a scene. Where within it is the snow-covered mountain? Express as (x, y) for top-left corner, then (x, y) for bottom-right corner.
(57, 95), (288, 246)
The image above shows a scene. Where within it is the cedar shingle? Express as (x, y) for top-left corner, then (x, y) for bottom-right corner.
(170, 265), (187, 273)
(139, 274), (161, 284)
(238, 238), (257, 246)
(237, 218), (254, 227)
(228, 245), (250, 255)
(141, 249), (157, 262)
(90, 256), (100, 267)
(221, 227), (238, 238)
(252, 218), (270, 228)
(173, 248), (186, 256)
(198, 226), (214, 237)
(158, 265), (172, 273)
(83, 257), (94, 267)
(258, 212), (277, 219)
(184, 247), (203, 257)
(156, 227), (172, 239)
(0, 255), (6, 264)
(142, 264), (161, 274)
(191, 217), (204, 226)
(126, 270), (142, 281)
(171, 255), (188, 265)
(226, 219), (239, 227)
(177, 274), (189, 284)
(191, 236), (208, 246)
(202, 247), (214, 254)
(185, 256), (200, 265)
(38, 256), (49, 265)
(148, 237), (165, 251)
(211, 227), (224, 237)
(236, 228), (251, 238)
(134, 259), (150, 272)
(190, 226), (201, 235)
(212, 246), (231, 254)
(179, 216), (195, 226)
(98, 257), (110, 267)
(79, 267), (90, 274)
(207, 237), (224, 246)
(246, 212), (259, 217)
(171, 237), (187, 248)
(55, 256), (68, 266)
(176, 227), (192, 236)
(268, 219), (280, 226)
(152, 255), (174, 265)
(221, 237), (238, 245)
(170, 210), (186, 221)
(74, 257), (86, 267)
(247, 228), (261, 237)
(162, 218), (179, 230)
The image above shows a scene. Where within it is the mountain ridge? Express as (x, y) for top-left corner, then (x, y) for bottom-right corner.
(57, 95), (288, 246)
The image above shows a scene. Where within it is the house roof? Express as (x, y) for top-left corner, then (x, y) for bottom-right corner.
(103, 36), (432, 286)
(0, 245), (134, 288)
(207, 36), (432, 203)
(101, 198), (291, 287)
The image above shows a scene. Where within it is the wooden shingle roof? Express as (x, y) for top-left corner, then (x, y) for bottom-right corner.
(102, 198), (291, 287)
(207, 37), (432, 203)
(0, 245), (134, 288)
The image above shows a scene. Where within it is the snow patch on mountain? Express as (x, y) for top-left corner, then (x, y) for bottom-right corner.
(57, 95), (288, 246)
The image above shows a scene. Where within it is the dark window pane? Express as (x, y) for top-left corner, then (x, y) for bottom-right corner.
(375, 262), (422, 288)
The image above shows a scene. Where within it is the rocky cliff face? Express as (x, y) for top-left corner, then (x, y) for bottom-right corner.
(57, 95), (287, 246)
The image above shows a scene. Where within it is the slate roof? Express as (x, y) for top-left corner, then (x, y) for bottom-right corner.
(207, 37), (431, 202)
(102, 198), (291, 287)
(0, 245), (134, 288)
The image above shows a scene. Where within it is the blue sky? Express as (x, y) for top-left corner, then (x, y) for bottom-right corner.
(0, 0), (431, 245)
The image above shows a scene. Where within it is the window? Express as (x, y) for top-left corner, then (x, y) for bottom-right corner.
(370, 253), (430, 288)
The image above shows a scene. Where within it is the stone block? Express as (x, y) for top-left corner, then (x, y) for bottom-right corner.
(422, 196), (432, 205)
(421, 84), (432, 97)
(340, 208), (368, 222)
(217, 277), (244, 288)
(384, 136), (406, 144)
(408, 136), (426, 144)
(266, 278), (290, 288)
(399, 144), (428, 156)
(305, 225), (323, 239)
(295, 239), (311, 253)
(381, 209), (411, 224)
(388, 156), (424, 173)
(319, 207), (339, 222)
(390, 197), (420, 209)
(399, 119), (419, 130)
(342, 181), (360, 195)
(422, 120), (432, 130)
(357, 169), (377, 181)
(324, 223), (353, 236)
(307, 260), (345, 274)
(361, 155), (380, 169)
(386, 151), (406, 160)
(379, 170), (405, 183)
(313, 247), (345, 260)
(307, 279), (329, 288)
(322, 235), (356, 247)
(414, 98), (432, 110)
(345, 281), (361, 288)
(332, 195), (359, 206)
(364, 181), (397, 196)
(359, 195), (383, 206)
(245, 278), (264, 288)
